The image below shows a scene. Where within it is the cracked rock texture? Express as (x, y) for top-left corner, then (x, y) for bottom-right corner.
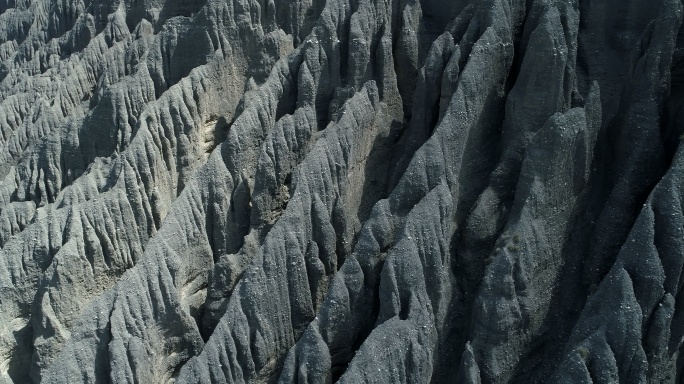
(0, 0), (683, 383)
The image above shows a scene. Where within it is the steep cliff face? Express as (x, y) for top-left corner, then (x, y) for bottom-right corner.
(0, 0), (683, 383)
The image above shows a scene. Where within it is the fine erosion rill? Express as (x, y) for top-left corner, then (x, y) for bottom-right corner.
(0, 0), (683, 383)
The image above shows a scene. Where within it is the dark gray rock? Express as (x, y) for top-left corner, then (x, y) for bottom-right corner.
(0, 0), (683, 383)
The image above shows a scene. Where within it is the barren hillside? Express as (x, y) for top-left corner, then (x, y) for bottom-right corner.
(0, 0), (683, 383)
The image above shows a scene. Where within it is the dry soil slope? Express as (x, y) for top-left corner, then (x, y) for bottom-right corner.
(0, 0), (683, 383)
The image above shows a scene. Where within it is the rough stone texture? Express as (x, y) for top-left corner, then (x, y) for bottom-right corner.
(0, 0), (683, 383)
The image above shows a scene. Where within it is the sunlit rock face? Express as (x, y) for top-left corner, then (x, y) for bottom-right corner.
(0, 0), (683, 383)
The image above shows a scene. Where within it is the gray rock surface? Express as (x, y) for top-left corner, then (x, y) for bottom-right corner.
(0, 0), (683, 383)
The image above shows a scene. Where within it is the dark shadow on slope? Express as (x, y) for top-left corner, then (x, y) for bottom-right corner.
(6, 321), (32, 384)
(0, 0), (29, 15)
(510, 3), (684, 380)
(122, 0), (209, 34)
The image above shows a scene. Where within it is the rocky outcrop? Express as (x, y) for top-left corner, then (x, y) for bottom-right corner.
(0, 0), (683, 383)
